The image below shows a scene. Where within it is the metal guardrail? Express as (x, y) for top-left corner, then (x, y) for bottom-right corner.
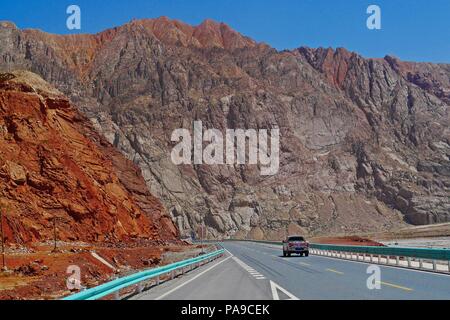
(309, 243), (450, 260)
(62, 249), (225, 300)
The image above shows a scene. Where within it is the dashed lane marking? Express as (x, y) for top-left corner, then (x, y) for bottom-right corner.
(377, 281), (413, 292)
(326, 268), (344, 275)
(232, 256), (266, 280)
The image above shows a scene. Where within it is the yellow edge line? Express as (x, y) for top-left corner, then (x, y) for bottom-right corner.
(377, 281), (413, 292)
(326, 268), (344, 275)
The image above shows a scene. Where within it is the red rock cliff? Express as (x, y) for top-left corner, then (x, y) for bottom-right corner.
(0, 71), (178, 244)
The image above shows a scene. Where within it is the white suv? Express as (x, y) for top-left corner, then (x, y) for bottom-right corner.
(282, 235), (309, 257)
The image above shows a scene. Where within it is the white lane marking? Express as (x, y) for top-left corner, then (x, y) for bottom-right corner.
(270, 280), (299, 300)
(155, 255), (233, 300)
(232, 256), (266, 280)
(224, 248), (234, 257)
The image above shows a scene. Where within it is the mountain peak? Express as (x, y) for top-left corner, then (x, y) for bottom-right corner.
(195, 18), (256, 49)
(126, 17), (256, 49)
(0, 21), (17, 29)
(199, 18), (220, 26)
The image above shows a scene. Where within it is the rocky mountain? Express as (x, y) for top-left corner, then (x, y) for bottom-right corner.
(0, 70), (178, 244)
(0, 18), (448, 240)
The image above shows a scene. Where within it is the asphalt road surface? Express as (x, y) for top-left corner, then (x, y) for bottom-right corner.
(132, 241), (450, 300)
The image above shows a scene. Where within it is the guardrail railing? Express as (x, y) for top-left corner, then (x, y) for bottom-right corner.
(62, 248), (225, 300)
(310, 243), (450, 260)
(230, 239), (450, 273)
(309, 244), (450, 273)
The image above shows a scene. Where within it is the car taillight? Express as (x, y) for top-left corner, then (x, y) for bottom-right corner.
(289, 243), (294, 247)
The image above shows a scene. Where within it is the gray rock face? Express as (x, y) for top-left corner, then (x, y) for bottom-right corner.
(0, 18), (448, 239)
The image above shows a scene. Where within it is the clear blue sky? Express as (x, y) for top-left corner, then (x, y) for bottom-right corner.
(1, 0), (449, 63)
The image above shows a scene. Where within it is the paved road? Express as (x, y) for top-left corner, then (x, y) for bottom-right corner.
(133, 241), (450, 300)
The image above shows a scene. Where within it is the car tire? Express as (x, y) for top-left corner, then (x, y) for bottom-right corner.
(305, 252), (309, 257)
(283, 251), (286, 257)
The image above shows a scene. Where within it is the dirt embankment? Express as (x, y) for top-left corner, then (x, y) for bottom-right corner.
(0, 71), (188, 300)
(310, 236), (385, 246)
(0, 242), (207, 300)
(370, 222), (450, 241)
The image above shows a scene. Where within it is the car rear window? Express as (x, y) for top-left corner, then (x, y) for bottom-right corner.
(288, 236), (305, 241)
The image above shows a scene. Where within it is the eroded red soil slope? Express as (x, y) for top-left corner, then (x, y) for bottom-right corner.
(0, 71), (178, 244)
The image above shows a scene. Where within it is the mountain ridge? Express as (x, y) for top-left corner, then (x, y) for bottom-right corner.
(0, 18), (448, 240)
